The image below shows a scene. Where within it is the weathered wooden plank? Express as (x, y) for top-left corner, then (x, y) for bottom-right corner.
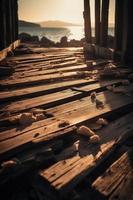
(13, 64), (88, 78)
(15, 55), (76, 67)
(41, 142), (114, 193)
(109, 171), (133, 200)
(0, 71), (91, 88)
(39, 113), (133, 194)
(0, 90), (133, 155)
(0, 79), (92, 102)
(28, 47), (83, 55)
(93, 148), (133, 199)
(8, 52), (74, 62)
(15, 56), (77, 69)
(0, 79), (123, 113)
(9, 48), (82, 61)
(0, 81), (126, 140)
(0, 89), (81, 113)
(14, 58), (109, 74)
(14, 60), (78, 73)
(7, 54), (44, 61)
(0, 64), (132, 88)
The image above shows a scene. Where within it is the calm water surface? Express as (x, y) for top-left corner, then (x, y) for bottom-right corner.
(19, 26), (114, 42)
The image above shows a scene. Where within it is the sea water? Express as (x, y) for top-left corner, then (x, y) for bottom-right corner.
(19, 26), (114, 43)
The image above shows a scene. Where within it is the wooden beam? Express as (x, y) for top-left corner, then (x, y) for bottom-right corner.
(14, 0), (19, 40)
(11, 0), (16, 42)
(100, 0), (109, 47)
(114, 0), (123, 51)
(5, 0), (13, 46)
(0, 0), (6, 50)
(95, 0), (100, 44)
(114, 0), (124, 61)
(84, 0), (92, 43)
(121, 0), (133, 65)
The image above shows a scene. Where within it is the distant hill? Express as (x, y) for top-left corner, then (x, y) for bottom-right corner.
(39, 20), (82, 27)
(19, 20), (41, 28)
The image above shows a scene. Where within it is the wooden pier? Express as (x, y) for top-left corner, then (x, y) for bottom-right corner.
(0, 44), (133, 199)
(0, 0), (133, 199)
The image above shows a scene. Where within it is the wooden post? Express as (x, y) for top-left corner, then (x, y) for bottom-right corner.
(11, 0), (16, 42)
(14, 0), (19, 40)
(121, 0), (133, 65)
(100, 0), (109, 47)
(5, 0), (13, 46)
(0, 0), (6, 50)
(114, 0), (123, 52)
(84, 0), (92, 43)
(95, 0), (100, 45)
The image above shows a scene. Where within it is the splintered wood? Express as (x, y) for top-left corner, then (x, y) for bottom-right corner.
(93, 148), (133, 199)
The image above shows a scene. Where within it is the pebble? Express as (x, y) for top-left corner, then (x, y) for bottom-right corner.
(89, 135), (100, 144)
(77, 125), (95, 137)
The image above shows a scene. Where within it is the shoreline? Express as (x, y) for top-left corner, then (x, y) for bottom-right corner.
(19, 32), (114, 48)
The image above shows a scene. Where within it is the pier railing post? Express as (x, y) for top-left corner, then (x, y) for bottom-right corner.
(11, 0), (16, 42)
(95, 0), (100, 45)
(100, 0), (109, 47)
(84, 0), (92, 43)
(14, 0), (19, 40)
(114, 0), (124, 61)
(0, 0), (6, 50)
(121, 0), (133, 65)
(5, 0), (13, 46)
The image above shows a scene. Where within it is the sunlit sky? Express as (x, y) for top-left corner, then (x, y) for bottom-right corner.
(19, 0), (115, 25)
